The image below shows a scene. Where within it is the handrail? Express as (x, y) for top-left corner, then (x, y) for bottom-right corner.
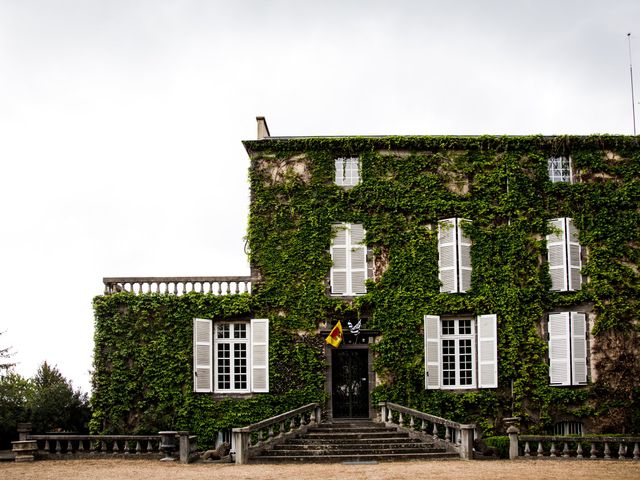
(232, 403), (321, 464)
(379, 402), (476, 460)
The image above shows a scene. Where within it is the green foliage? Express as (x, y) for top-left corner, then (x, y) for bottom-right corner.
(92, 134), (639, 442)
(482, 436), (509, 458)
(0, 371), (32, 448)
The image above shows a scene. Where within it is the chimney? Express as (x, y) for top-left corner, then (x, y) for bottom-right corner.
(256, 116), (270, 140)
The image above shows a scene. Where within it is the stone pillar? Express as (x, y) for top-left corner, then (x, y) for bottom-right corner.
(458, 425), (475, 460)
(232, 429), (249, 465)
(158, 431), (177, 461)
(508, 426), (520, 460)
(177, 431), (191, 464)
(314, 405), (322, 426)
(12, 440), (38, 462)
(17, 423), (32, 441)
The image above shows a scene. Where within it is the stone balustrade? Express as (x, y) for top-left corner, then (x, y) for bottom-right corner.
(103, 276), (252, 295)
(508, 427), (640, 460)
(379, 402), (475, 460)
(232, 403), (322, 464)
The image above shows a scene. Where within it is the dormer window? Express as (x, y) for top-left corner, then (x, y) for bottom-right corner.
(335, 157), (361, 187)
(548, 156), (572, 183)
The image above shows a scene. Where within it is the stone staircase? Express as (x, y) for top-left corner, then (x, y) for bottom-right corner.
(252, 421), (460, 463)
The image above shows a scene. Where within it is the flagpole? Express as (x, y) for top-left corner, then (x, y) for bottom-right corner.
(628, 33), (637, 135)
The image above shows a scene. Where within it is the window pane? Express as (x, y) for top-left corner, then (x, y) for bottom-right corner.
(458, 319), (471, 335)
(234, 323), (247, 339)
(442, 320), (455, 336)
(442, 339), (456, 385)
(217, 343), (231, 389)
(459, 339), (473, 385)
(216, 323), (230, 339)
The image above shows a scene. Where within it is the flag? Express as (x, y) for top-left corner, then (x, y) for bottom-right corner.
(347, 320), (361, 335)
(325, 321), (343, 348)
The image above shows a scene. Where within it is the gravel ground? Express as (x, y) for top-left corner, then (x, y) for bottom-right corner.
(2, 459), (640, 480)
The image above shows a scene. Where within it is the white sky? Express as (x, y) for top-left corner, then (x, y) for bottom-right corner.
(0, 0), (638, 394)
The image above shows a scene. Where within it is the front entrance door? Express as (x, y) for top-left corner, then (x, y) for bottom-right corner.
(331, 349), (369, 418)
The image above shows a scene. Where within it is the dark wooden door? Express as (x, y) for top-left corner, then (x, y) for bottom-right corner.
(331, 349), (369, 418)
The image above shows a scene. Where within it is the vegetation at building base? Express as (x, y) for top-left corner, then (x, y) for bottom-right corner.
(0, 361), (90, 449)
(92, 135), (639, 444)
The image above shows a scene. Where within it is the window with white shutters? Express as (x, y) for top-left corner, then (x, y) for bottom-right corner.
(548, 312), (588, 386)
(438, 218), (472, 293)
(193, 318), (269, 393)
(424, 314), (497, 390)
(335, 157), (361, 187)
(548, 156), (572, 183)
(330, 223), (367, 296)
(547, 218), (582, 292)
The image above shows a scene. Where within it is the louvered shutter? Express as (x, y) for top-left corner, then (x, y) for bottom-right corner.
(548, 313), (571, 386)
(250, 318), (269, 393)
(193, 318), (212, 392)
(438, 219), (457, 293)
(571, 312), (588, 385)
(350, 223), (367, 294)
(547, 218), (568, 291)
(567, 218), (582, 291)
(330, 224), (348, 294)
(477, 314), (498, 388)
(424, 315), (441, 389)
(458, 219), (472, 293)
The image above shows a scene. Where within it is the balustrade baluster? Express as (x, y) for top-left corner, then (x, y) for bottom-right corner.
(633, 443), (639, 460)
(112, 440), (119, 454)
(278, 421), (285, 438)
(576, 443), (583, 459)
(537, 442), (544, 457)
(135, 441), (142, 454)
(445, 427), (451, 443)
(432, 423), (439, 441)
(549, 442), (556, 457)
(409, 416), (415, 430)
(67, 440), (73, 455)
(89, 440), (96, 454)
(524, 441), (530, 457)
(124, 441), (130, 454)
(44, 440), (50, 453)
(147, 440), (153, 453)
(590, 443), (598, 459)
(562, 442), (570, 458)
(604, 442), (611, 459)
(398, 412), (404, 426)
(618, 443), (626, 460)
(55, 440), (62, 455)
(77, 440), (84, 453)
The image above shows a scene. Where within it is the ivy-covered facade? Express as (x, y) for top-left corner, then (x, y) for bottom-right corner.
(92, 121), (640, 446)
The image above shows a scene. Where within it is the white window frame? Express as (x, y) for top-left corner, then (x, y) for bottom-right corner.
(424, 314), (497, 390)
(548, 156), (572, 183)
(335, 157), (361, 187)
(547, 218), (582, 292)
(438, 218), (472, 293)
(330, 223), (367, 296)
(548, 312), (588, 387)
(193, 318), (269, 394)
(214, 322), (250, 394)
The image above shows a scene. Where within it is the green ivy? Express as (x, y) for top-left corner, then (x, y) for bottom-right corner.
(92, 135), (640, 442)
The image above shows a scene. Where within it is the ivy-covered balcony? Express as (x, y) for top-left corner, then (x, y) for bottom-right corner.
(102, 276), (253, 295)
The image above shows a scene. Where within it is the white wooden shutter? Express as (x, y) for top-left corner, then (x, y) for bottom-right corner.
(477, 314), (498, 388)
(458, 219), (472, 293)
(193, 318), (212, 392)
(330, 224), (348, 294)
(424, 315), (441, 389)
(548, 313), (571, 386)
(571, 312), (588, 385)
(566, 218), (582, 291)
(438, 219), (457, 293)
(350, 223), (367, 294)
(547, 218), (568, 291)
(250, 318), (269, 393)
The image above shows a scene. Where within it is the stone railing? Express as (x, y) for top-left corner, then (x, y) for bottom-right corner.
(103, 276), (252, 295)
(13, 424), (197, 463)
(379, 402), (475, 460)
(232, 403), (322, 464)
(508, 427), (640, 460)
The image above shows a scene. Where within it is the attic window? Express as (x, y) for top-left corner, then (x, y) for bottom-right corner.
(548, 156), (572, 183)
(335, 157), (360, 187)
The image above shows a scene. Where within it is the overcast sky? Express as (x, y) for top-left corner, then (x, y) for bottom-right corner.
(0, 0), (638, 394)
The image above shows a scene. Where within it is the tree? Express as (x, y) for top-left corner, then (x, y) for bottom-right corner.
(0, 372), (32, 448)
(0, 331), (14, 372)
(28, 362), (90, 434)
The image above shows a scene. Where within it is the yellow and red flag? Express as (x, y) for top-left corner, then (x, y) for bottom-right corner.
(325, 321), (343, 348)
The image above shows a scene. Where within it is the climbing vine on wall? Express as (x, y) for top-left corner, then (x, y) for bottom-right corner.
(92, 134), (639, 444)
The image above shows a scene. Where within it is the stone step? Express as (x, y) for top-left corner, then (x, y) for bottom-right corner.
(253, 451), (460, 463)
(302, 431), (410, 440)
(284, 437), (427, 446)
(264, 446), (447, 455)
